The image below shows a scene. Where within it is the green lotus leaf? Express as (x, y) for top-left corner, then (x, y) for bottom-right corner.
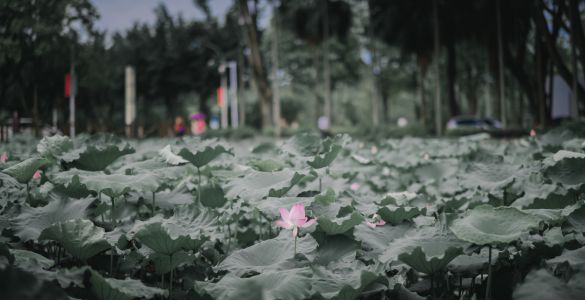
(544, 154), (585, 188)
(248, 159), (286, 172)
(225, 170), (310, 201)
(194, 267), (314, 300)
(200, 184), (227, 208)
(11, 249), (86, 288)
(268, 172), (314, 197)
(317, 211), (364, 235)
(51, 175), (92, 198)
(281, 133), (321, 157)
(567, 204), (585, 233)
(251, 141), (277, 154)
(547, 246), (585, 272)
(513, 269), (585, 300)
(377, 205), (426, 225)
(314, 188), (336, 205)
(149, 184), (193, 210)
(0, 266), (69, 300)
(13, 195), (94, 241)
(354, 223), (413, 259)
(151, 250), (194, 274)
(398, 246), (462, 274)
(511, 185), (579, 210)
(311, 265), (381, 300)
(542, 227), (566, 247)
(11, 249), (53, 269)
(158, 145), (188, 165)
(309, 235), (382, 299)
(307, 140), (342, 169)
(2, 157), (50, 183)
(37, 135), (73, 159)
(39, 219), (110, 261)
(89, 269), (167, 300)
(178, 144), (232, 168)
(458, 160), (519, 199)
(0, 243), (14, 264)
(52, 169), (160, 198)
(129, 204), (219, 255)
(217, 231), (318, 276)
(447, 247), (499, 276)
(449, 205), (543, 245)
(62, 143), (134, 171)
(380, 226), (466, 268)
(131, 222), (192, 256)
(381, 192), (420, 206)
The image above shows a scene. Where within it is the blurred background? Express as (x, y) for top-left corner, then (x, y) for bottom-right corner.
(0, 0), (584, 139)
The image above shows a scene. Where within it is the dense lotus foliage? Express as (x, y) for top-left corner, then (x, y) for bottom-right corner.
(1, 130), (585, 299)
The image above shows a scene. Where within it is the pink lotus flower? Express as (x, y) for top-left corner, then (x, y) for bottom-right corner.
(350, 183), (360, 191)
(530, 129), (537, 137)
(0, 152), (7, 163)
(365, 214), (386, 229)
(275, 203), (316, 238)
(33, 170), (42, 180)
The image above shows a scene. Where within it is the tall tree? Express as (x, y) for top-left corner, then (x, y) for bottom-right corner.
(238, 0), (273, 129)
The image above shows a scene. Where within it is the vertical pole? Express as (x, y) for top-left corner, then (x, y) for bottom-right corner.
(323, 0), (332, 126)
(238, 44), (246, 126)
(125, 66), (136, 137)
(536, 19), (546, 127)
(229, 61), (239, 128)
(220, 63), (228, 129)
(69, 57), (76, 138)
(496, 0), (506, 127)
(271, 1), (281, 137)
(52, 108), (58, 131)
(569, 1), (580, 118)
(433, 0), (442, 136)
(367, 3), (379, 127)
(485, 58), (493, 118)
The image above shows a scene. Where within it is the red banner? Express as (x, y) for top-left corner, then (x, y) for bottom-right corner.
(64, 73), (71, 97)
(217, 86), (223, 107)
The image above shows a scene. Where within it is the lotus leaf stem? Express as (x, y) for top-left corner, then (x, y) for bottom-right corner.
(197, 167), (202, 203)
(152, 191), (156, 215)
(169, 268), (174, 299)
(161, 273), (164, 299)
(110, 246), (114, 275)
(486, 245), (493, 300)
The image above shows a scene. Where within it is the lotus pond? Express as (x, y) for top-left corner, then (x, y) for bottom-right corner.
(1, 131), (584, 300)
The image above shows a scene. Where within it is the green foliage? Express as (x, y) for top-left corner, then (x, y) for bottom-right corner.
(39, 219), (110, 261)
(0, 133), (584, 299)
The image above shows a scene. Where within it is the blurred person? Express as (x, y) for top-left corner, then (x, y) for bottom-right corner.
(190, 112), (206, 135)
(174, 116), (186, 137)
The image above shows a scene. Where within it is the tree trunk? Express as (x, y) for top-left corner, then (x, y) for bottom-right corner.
(417, 56), (428, 128)
(535, 3), (585, 114)
(238, 0), (272, 129)
(535, 24), (547, 127)
(313, 49), (322, 127)
(496, 0), (506, 127)
(568, 0), (585, 77)
(322, 0), (332, 126)
(33, 84), (39, 136)
(446, 35), (460, 117)
(271, 2), (281, 137)
(432, 0), (442, 135)
(568, 0), (581, 117)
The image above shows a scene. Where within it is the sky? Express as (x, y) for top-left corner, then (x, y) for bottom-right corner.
(91, 0), (233, 35)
